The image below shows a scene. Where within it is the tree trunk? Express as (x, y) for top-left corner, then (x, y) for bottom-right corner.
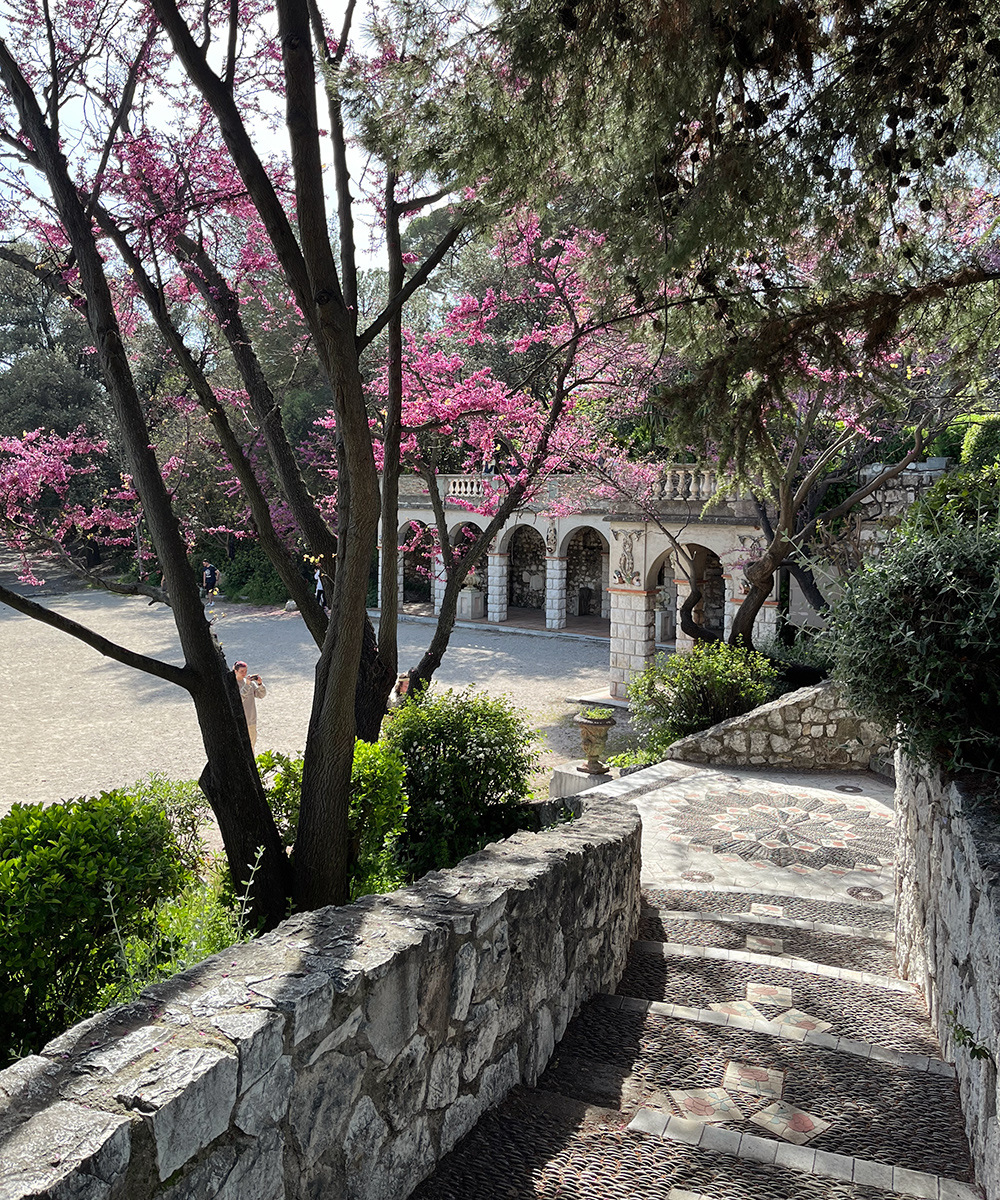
(0, 45), (292, 930)
(728, 544), (788, 648)
(784, 558), (829, 615)
(355, 615), (394, 741)
(679, 583), (722, 643)
(409, 563), (465, 692)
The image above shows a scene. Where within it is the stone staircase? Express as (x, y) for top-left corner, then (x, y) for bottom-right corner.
(412, 888), (980, 1200)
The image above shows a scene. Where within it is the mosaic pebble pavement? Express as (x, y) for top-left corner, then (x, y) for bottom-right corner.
(413, 763), (981, 1200)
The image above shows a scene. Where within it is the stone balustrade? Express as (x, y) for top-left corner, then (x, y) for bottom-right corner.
(0, 791), (640, 1200)
(895, 756), (1000, 1200)
(654, 466), (721, 504)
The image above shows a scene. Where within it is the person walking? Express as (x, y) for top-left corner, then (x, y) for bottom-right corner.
(202, 560), (218, 597)
(234, 661), (266, 749)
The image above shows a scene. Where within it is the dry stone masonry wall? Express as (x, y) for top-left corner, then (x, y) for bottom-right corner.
(895, 756), (1000, 1200)
(0, 793), (640, 1200)
(664, 680), (887, 771)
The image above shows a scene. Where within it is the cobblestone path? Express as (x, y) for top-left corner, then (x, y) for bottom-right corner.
(412, 763), (981, 1200)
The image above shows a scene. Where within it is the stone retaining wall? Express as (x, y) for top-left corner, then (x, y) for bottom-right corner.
(895, 756), (1000, 1200)
(664, 679), (887, 770)
(0, 793), (641, 1200)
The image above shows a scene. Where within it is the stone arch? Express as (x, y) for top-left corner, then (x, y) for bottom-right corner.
(685, 542), (725, 638)
(450, 519), (487, 589)
(648, 552), (678, 643)
(399, 519), (434, 604)
(507, 525), (547, 610)
(563, 526), (608, 617)
(448, 519), (486, 551)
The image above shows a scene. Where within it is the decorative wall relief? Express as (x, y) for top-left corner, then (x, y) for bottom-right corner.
(611, 529), (642, 586)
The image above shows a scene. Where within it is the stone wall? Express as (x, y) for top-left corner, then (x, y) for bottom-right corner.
(566, 529), (604, 617)
(894, 756), (1000, 1200)
(0, 793), (640, 1200)
(664, 679), (887, 770)
(508, 526), (546, 609)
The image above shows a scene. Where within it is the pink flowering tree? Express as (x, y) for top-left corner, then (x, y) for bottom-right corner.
(0, 0), (488, 919)
(315, 214), (661, 688)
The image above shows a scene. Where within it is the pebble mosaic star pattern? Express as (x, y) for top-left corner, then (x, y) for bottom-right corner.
(658, 789), (894, 872)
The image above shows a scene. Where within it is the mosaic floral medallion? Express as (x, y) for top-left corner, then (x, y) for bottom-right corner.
(708, 1001), (768, 1022)
(658, 788), (894, 871)
(847, 886), (885, 903)
(770, 1008), (834, 1035)
(668, 1087), (744, 1123)
(746, 982), (793, 1007)
(749, 1101), (831, 1144)
(745, 934), (784, 954)
(722, 1061), (785, 1098)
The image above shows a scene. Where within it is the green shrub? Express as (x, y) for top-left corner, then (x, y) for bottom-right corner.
(757, 628), (834, 677)
(256, 750), (303, 848)
(99, 866), (247, 1009)
(256, 744), (409, 896)
(348, 740), (408, 898)
(626, 642), (780, 760)
(829, 520), (1000, 772)
(383, 689), (537, 879)
(961, 415), (1000, 469)
(905, 463), (1000, 534)
(0, 791), (188, 1062)
(117, 773), (211, 876)
(221, 541), (288, 605)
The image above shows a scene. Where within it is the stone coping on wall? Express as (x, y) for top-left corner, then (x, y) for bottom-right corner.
(895, 756), (1000, 1200)
(0, 791), (641, 1200)
(663, 679), (888, 771)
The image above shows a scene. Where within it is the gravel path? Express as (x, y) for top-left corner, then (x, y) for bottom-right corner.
(1, 576), (628, 814)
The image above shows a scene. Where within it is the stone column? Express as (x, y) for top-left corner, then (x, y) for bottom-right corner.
(609, 587), (657, 699)
(546, 556), (567, 630)
(722, 573), (736, 641)
(397, 549), (405, 610)
(432, 550), (446, 615)
(601, 553), (611, 618)
(487, 553), (508, 623)
(756, 594), (780, 643)
(674, 577), (694, 653)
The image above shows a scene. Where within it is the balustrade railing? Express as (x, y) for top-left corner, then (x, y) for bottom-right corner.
(654, 466), (720, 503)
(397, 468), (725, 509)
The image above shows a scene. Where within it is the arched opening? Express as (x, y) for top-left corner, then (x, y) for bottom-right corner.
(653, 558), (678, 644)
(507, 525), (547, 611)
(687, 543), (725, 639)
(400, 520), (434, 608)
(565, 526), (607, 617)
(449, 521), (485, 582)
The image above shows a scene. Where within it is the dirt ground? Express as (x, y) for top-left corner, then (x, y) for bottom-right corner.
(1, 560), (635, 816)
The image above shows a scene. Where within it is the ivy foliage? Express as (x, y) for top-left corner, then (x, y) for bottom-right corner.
(0, 790), (188, 1063)
(383, 688), (538, 880)
(830, 475), (1000, 771)
(627, 643), (780, 761)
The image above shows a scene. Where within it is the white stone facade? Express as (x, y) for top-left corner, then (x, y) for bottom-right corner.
(382, 464), (949, 696)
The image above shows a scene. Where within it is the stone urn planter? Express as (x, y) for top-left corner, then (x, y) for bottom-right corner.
(573, 708), (617, 774)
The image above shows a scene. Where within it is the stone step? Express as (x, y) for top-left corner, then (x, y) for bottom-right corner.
(601, 995), (954, 1077)
(618, 941), (938, 1056)
(640, 910), (897, 976)
(411, 1083), (980, 1200)
(538, 997), (972, 1184)
(629, 1112), (982, 1200)
(643, 887), (895, 936)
